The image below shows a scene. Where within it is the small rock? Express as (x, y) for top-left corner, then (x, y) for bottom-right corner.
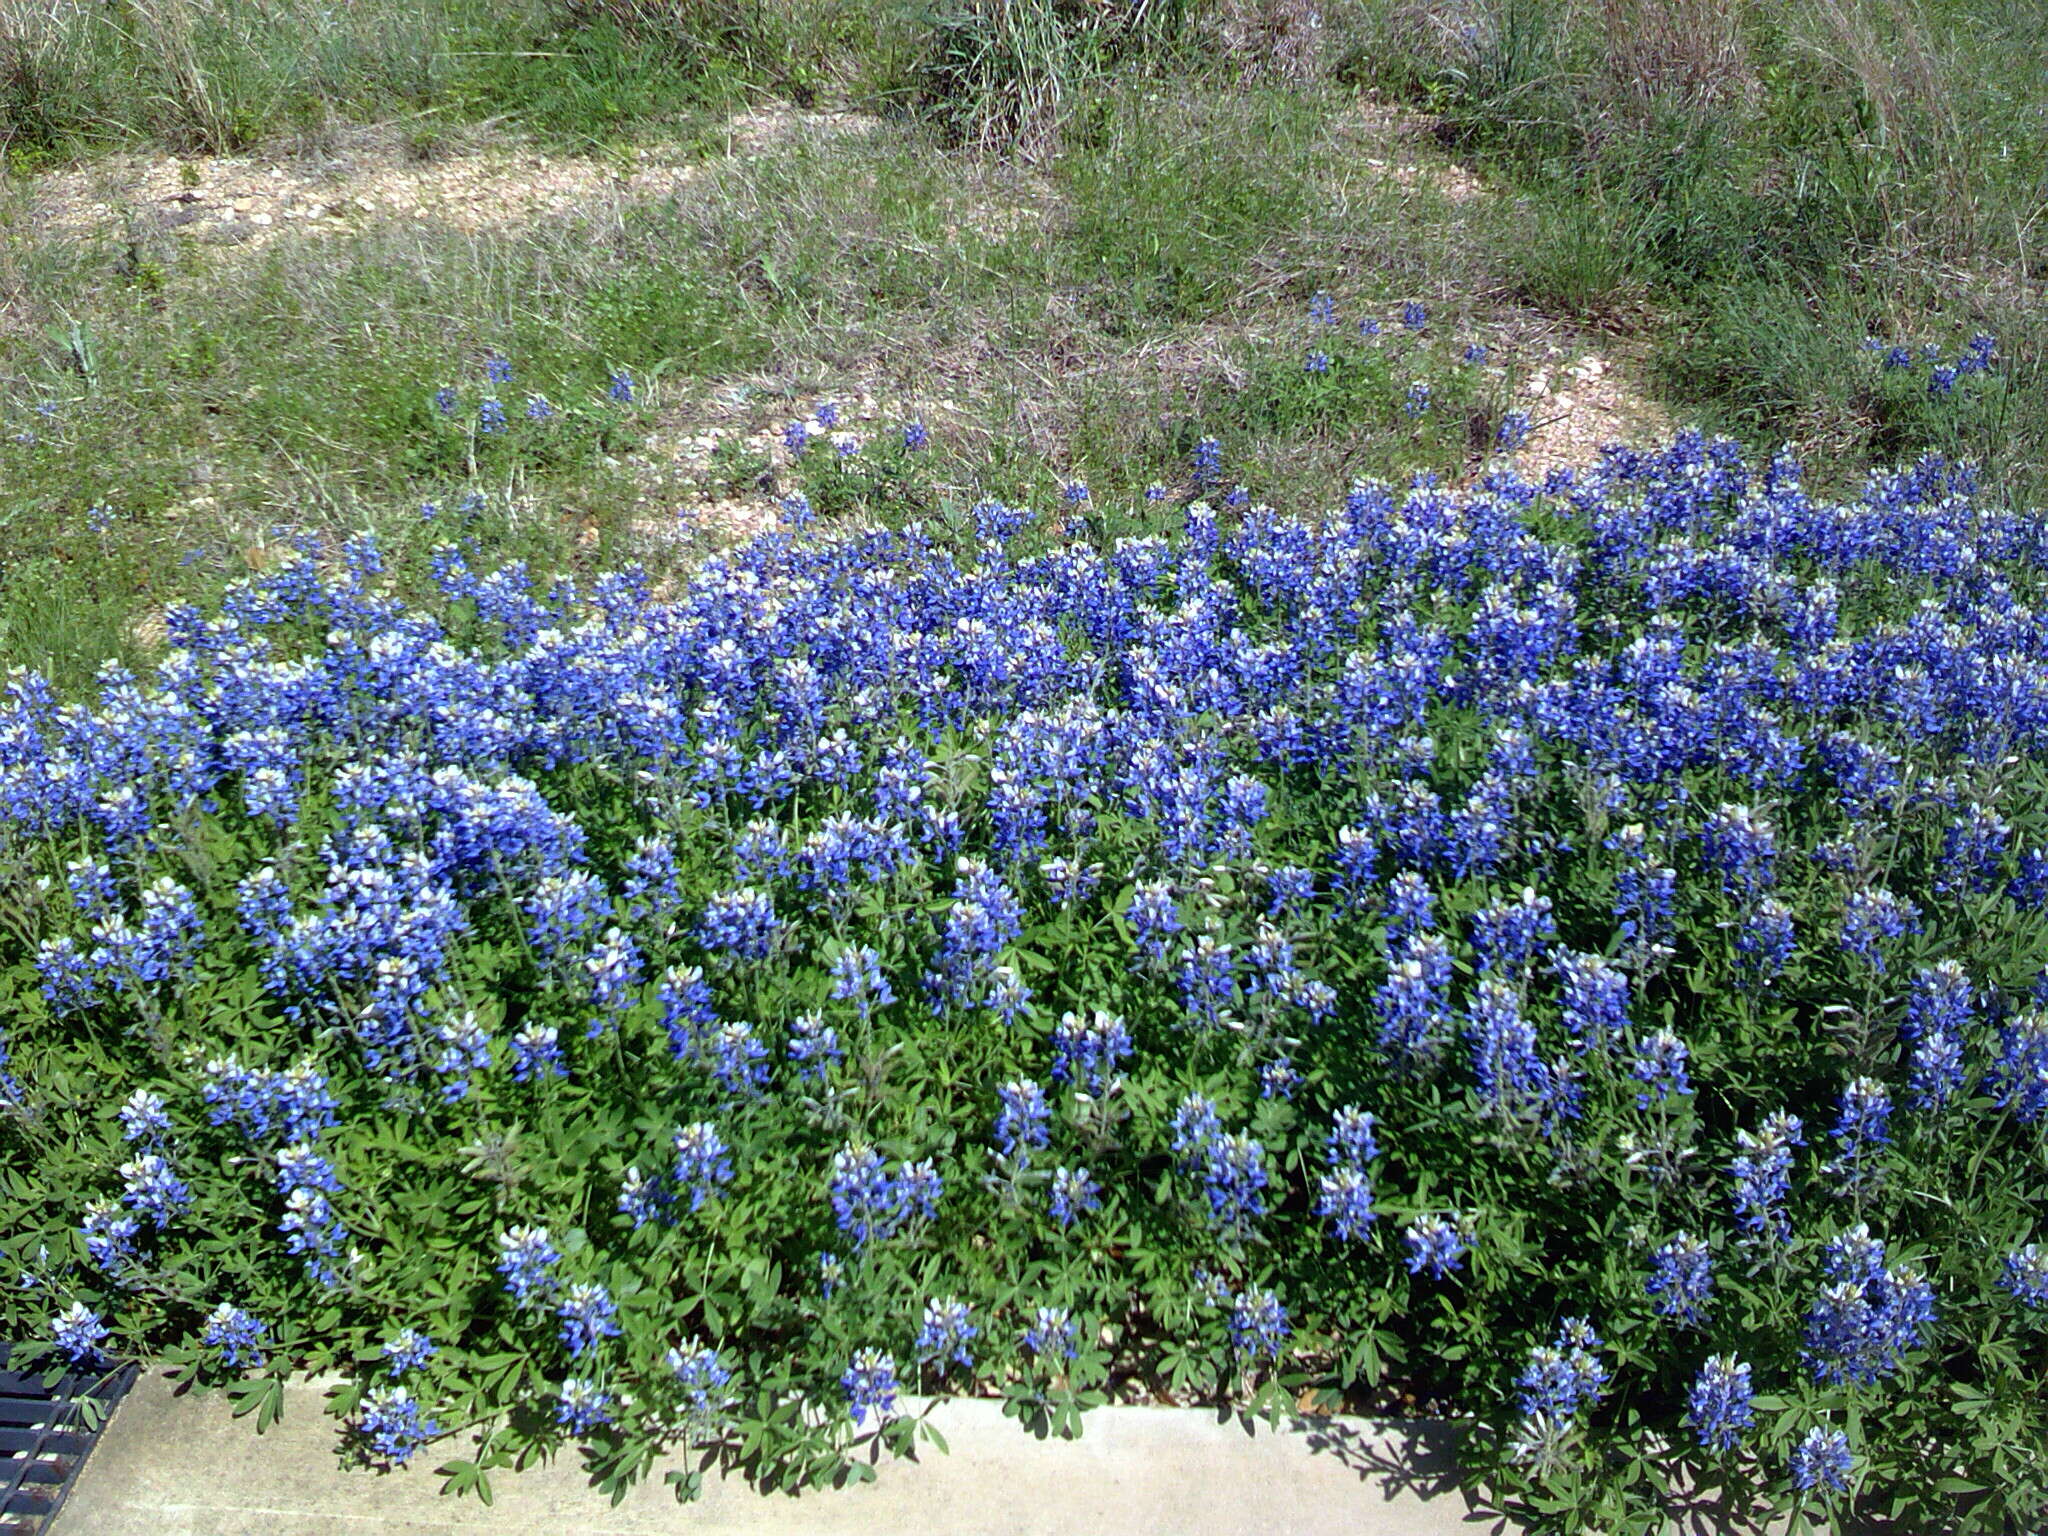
(249, 212), (272, 226)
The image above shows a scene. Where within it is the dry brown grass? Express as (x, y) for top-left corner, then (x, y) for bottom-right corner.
(1594, 0), (1752, 114)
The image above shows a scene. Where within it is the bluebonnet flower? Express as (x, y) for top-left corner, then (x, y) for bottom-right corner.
(1050, 1010), (1133, 1092)
(1700, 803), (1777, 901)
(82, 1200), (141, 1273)
(1259, 866), (1313, 921)
(1904, 960), (1972, 1042)
(842, 1349), (898, 1425)
(119, 1153), (192, 1228)
(556, 1378), (614, 1435)
(698, 888), (781, 962)
(658, 964), (717, 1059)
(1191, 434), (1223, 488)
(1730, 1110), (1803, 1245)
(1304, 350), (1332, 374)
(1175, 937), (1237, 1027)
(707, 1020), (770, 1095)
(1040, 856), (1104, 908)
(526, 872), (608, 958)
(1630, 1029), (1692, 1109)
(433, 386), (459, 416)
(1826, 1076), (1891, 1187)
(201, 1304), (268, 1369)
(993, 1079), (1051, 1161)
(1463, 342), (1488, 364)
(557, 1283), (621, 1356)
(902, 418), (929, 450)
(781, 419), (810, 452)
(1257, 1055), (1300, 1101)
(1062, 480), (1090, 504)
(1308, 290), (1336, 325)
(1989, 1010), (2048, 1122)
(1315, 1165), (1376, 1243)
(1404, 1215), (1470, 1278)
(478, 398), (506, 434)
(607, 370), (634, 403)
(118, 1089), (171, 1143)
(1377, 932), (1452, 1070)
(1495, 409), (1532, 450)
(511, 1023), (566, 1082)
(830, 1145), (939, 1247)
(1169, 1094), (1222, 1158)
(1840, 887), (1918, 971)
(51, 1302), (110, 1364)
(382, 1328), (436, 1378)
(1737, 898), (1796, 979)
(1129, 881), (1183, 964)
(1049, 1166), (1102, 1229)
(355, 1387), (438, 1466)
(432, 1012), (491, 1101)
(1471, 888), (1554, 978)
(1515, 1318), (1609, 1419)
(1801, 1224), (1935, 1386)
(1467, 979), (1546, 1118)
(618, 1166), (665, 1228)
(916, 1299), (978, 1374)
(1401, 301), (1427, 331)
(1228, 1287), (1290, 1360)
(525, 394), (553, 421)
(1645, 1233), (1713, 1326)
(1333, 823), (1377, 900)
(985, 964), (1032, 1028)
(1021, 1307), (1078, 1361)
(484, 355), (512, 384)
(1170, 1096), (1269, 1238)
(818, 1251), (844, 1299)
(672, 1122), (734, 1211)
(667, 1337), (734, 1420)
(1320, 1115), (1378, 1191)
(1555, 951), (1628, 1052)
(1684, 1355), (1754, 1454)
(2000, 1244), (2048, 1307)
(1789, 1425), (1853, 1496)
(1403, 380), (1432, 416)
(787, 1012), (843, 1083)
(1938, 805), (2009, 896)
(1384, 871), (1433, 940)
(497, 1226), (562, 1310)
(815, 400), (840, 428)
(1609, 828), (1677, 967)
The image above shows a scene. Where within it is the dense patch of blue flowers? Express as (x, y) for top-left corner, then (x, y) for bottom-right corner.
(2, 428), (2046, 1529)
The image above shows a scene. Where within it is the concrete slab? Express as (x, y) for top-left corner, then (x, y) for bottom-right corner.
(61, 1371), (1517, 1535)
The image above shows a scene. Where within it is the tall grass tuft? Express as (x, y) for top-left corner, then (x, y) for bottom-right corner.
(914, 0), (1194, 158)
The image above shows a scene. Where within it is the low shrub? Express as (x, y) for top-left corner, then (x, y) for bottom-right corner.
(3, 426), (2048, 1532)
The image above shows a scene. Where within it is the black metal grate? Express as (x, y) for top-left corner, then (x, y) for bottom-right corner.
(0, 1346), (134, 1535)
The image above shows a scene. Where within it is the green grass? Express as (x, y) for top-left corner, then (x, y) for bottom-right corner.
(1346, 0), (2048, 499)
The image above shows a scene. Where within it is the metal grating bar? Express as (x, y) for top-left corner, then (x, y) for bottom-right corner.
(0, 1346), (135, 1536)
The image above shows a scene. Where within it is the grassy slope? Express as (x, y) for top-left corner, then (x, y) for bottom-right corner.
(1, 0), (2043, 685)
